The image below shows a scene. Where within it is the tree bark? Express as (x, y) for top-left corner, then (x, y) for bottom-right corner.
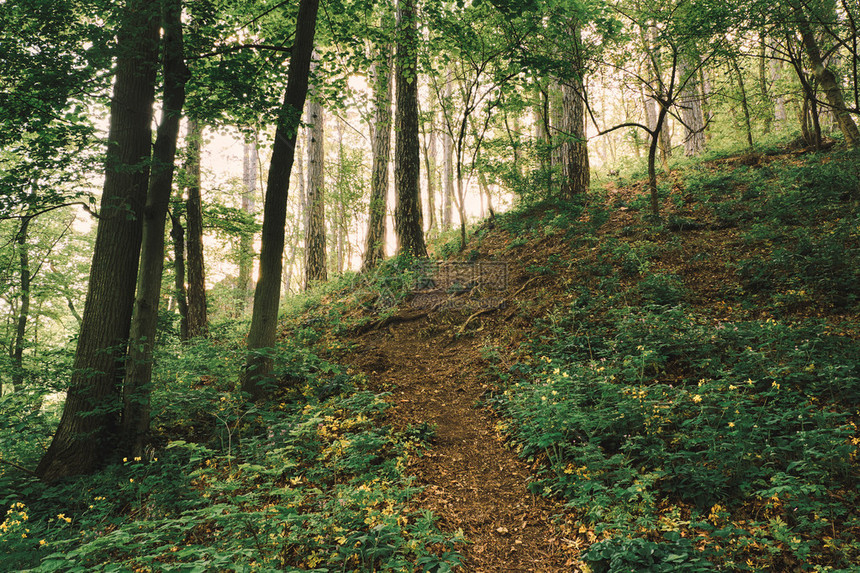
(122, 0), (189, 458)
(441, 68), (455, 231)
(393, 0), (427, 258)
(237, 130), (258, 314)
(169, 209), (189, 341)
(304, 79), (327, 287)
(758, 35), (773, 134)
(362, 51), (393, 271)
(678, 55), (706, 156)
(729, 56), (754, 150)
(242, 0), (319, 401)
(12, 215), (31, 393)
(184, 119), (208, 338)
(37, 0), (159, 481)
(797, 15), (860, 146)
(422, 109), (437, 236)
(559, 80), (590, 197)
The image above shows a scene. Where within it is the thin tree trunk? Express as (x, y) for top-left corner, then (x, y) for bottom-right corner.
(642, 26), (672, 167)
(394, 0), (427, 257)
(699, 64), (714, 141)
(184, 119), (208, 337)
(336, 121), (345, 274)
(123, 0), (189, 457)
(237, 130), (258, 314)
(478, 171), (495, 217)
(729, 56), (754, 150)
(422, 111), (437, 237)
(169, 209), (189, 341)
(362, 51), (393, 271)
(304, 79), (327, 287)
(797, 15), (860, 145)
(37, 0), (159, 481)
(759, 35), (773, 134)
(242, 0), (319, 401)
(441, 68), (454, 231)
(537, 86), (553, 196)
(12, 215), (31, 393)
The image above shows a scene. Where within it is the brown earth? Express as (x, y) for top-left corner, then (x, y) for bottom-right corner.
(343, 303), (583, 572)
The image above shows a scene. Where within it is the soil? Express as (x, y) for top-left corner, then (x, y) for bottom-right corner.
(340, 272), (583, 572)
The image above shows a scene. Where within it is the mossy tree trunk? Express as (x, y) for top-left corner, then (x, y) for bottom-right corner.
(393, 0), (427, 258)
(362, 51), (393, 271)
(122, 0), (189, 458)
(37, 0), (160, 481)
(184, 119), (209, 338)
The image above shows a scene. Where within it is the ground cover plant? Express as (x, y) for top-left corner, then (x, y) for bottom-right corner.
(3, 140), (859, 572)
(0, 295), (463, 572)
(487, 147), (860, 571)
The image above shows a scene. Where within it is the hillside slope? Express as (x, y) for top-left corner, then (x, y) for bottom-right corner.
(315, 143), (860, 571)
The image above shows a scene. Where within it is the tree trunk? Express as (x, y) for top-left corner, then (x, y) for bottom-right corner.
(184, 119), (208, 337)
(335, 121), (346, 274)
(441, 68), (454, 231)
(237, 130), (258, 315)
(648, 102), (670, 218)
(758, 35), (773, 134)
(12, 215), (31, 393)
(37, 0), (159, 481)
(729, 56), (754, 150)
(169, 209), (189, 341)
(642, 26), (672, 167)
(559, 80), (590, 198)
(699, 64), (714, 142)
(304, 83), (327, 287)
(797, 15), (860, 146)
(393, 0), (427, 258)
(362, 51), (393, 271)
(770, 57), (788, 126)
(678, 55), (706, 156)
(422, 110), (437, 236)
(242, 0), (319, 401)
(549, 82), (563, 180)
(122, 0), (188, 458)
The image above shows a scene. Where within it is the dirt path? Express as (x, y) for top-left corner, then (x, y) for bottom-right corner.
(345, 309), (578, 572)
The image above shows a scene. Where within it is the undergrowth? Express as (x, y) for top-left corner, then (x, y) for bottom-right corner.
(488, 145), (860, 572)
(0, 298), (463, 572)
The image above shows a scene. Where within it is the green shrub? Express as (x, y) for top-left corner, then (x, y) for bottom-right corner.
(637, 273), (686, 306)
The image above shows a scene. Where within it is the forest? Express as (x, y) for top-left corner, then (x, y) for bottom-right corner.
(1, 0), (859, 570)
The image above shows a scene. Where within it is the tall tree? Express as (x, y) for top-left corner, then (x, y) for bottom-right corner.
(677, 54), (706, 156)
(441, 68), (455, 231)
(184, 119), (209, 337)
(242, 0), (320, 401)
(122, 0), (189, 457)
(304, 71), (328, 287)
(37, 0), (160, 481)
(794, 4), (859, 146)
(11, 214), (32, 393)
(393, 0), (427, 258)
(237, 131), (258, 313)
(169, 208), (189, 341)
(558, 45), (590, 198)
(362, 50), (394, 271)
